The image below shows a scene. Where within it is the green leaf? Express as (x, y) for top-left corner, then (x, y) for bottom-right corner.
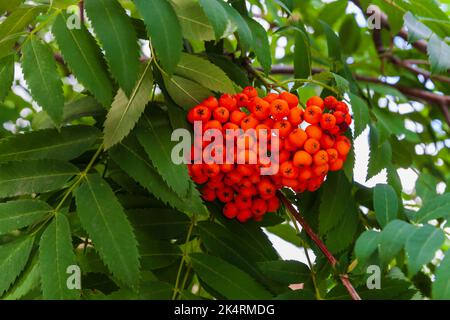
(320, 21), (342, 63)
(318, 172), (352, 235)
(190, 253), (272, 299)
(294, 27), (311, 79)
(84, 0), (140, 96)
(413, 193), (450, 223)
(0, 237), (34, 295)
(339, 15), (361, 54)
(175, 53), (235, 93)
(406, 225), (445, 276)
(266, 223), (301, 248)
(257, 260), (310, 285)
(103, 64), (153, 150)
(379, 220), (415, 266)
(136, 110), (190, 197)
(372, 107), (419, 143)
(415, 172), (439, 203)
(109, 136), (208, 216)
(198, 0), (237, 40)
(75, 174), (140, 288)
(367, 125), (392, 180)
(39, 213), (79, 299)
(404, 12), (433, 42)
(246, 17), (272, 75)
(140, 238), (181, 270)
(133, 0), (183, 74)
(127, 208), (190, 240)
(207, 53), (250, 88)
(217, 0), (252, 52)
(0, 200), (52, 235)
(164, 75), (213, 109)
(170, 0), (215, 41)
(428, 34), (450, 74)
(433, 253), (450, 300)
(3, 254), (40, 300)
(0, 126), (100, 162)
(355, 230), (380, 264)
(22, 38), (64, 126)
(0, 55), (14, 102)
(0, 159), (78, 198)
(52, 13), (114, 107)
(373, 184), (399, 228)
(348, 93), (369, 138)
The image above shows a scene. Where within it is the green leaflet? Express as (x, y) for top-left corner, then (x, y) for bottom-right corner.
(3, 254), (40, 300)
(257, 260), (311, 285)
(164, 75), (213, 110)
(245, 17), (272, 75)
(367, 125), (392, 181)
(348, 93), (369, 138)
(320, 20), (342, 64)
(75, 174), (140, 288)
(0, 159), (78, 198)
(133, 0), (183, 74)
(52, 13), (114, 107)
(433, 253), (450, 300)
(109, 136), (208, 216)
(0, 199), (52, 235)
(428, 34), (450, 74)
(85, 0), (140, 96)
(294, 26), (312, 80)
(0, 126), (100, 162)
(0, 237), (34, 296)
(413, 193), (450, 223)
(404, 12), (433, 43)
(103, 64), (153, 150)
(190, 253), (272, 300)
(22, 38), (64, 126)
(379, 220), (415, 266)
(373, 184), (399, 228)
(0, 55), (14, 102)
(354, 230), (380, 264)
(415, 172), (439, 203)
(139, 238), (181, 270)
(175, 53), (235, 93)
(406, 225), (445, 276)
(170, 0), (215, 41)
(198, 0), (237, 40)
(136, 110), (190, 197)
(39, 213), (79, 299)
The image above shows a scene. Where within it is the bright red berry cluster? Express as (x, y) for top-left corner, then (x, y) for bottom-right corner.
(186, 86), (352, 223)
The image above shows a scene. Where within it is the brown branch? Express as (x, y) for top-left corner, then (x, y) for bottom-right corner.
(278, 191), (362, 301)
(79, 1), (84, 24)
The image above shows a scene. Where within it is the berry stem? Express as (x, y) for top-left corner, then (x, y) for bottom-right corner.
(277, 191), (362, 300)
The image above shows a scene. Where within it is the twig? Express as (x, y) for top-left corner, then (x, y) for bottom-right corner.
(278, 191), (361, 300)
(79, 1), (84, 24)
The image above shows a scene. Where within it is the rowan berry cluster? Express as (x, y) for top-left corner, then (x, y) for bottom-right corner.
(186, 86), (352, 223)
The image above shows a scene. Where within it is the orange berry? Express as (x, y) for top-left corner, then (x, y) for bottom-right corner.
(303, 106), (322, 124)
(320, 134), (335, 149)
(219, 93), (237, 111)
(293, 150), (313, 167)
(237, 209), (252, 223)
(223, 122), (239, 132)
(266, 196), (280, 212)
(283, 137), (297, 152)
(306, 125), (323, 140)
(313, 164), (329, 177)
(264, 93), (279, 103)
(304, 138), (320, 154)
(329, 158), (344, 171)
(203, 120), (222, 133)
(336, 139), (351, 156)
(320, 113), (336, 130)
(241, 115), (259, 130)
(250, 97), (270, 120)
(192, 105), (211, 123)
(255, 124), (271, 141)
(326, 148), (338, 163)
(230, 110), (247, 125)
(201, 186), (216, 201)
(273, 120), (292, 138)
(235, 194), (252, 210)
(278, 150), (291, 164)
(242, 86), (258, 98)
(288, 107), (303, 126)
(288, 128), (308, 148)
(213, 106), (230, 123)
(324, 96), (338, 110)
(306, 96), (324, 110)
(237, 164), (254, 176)
(216, 186), (234, 203)
(235, 93), (249, 108)
(270, 99), (290, 120)
(279, 92), (299, 108)
(251, 198), (268, 216)
(335, 101), (349, 113)
(223, 202), (238, 219)
(258, 179), (276, 199)
(280, 161), (299, 179)
(220, 163), (234, 173)
(203, 163), (220, 177)
(282, 177), (299, 189)
(298, 167), (313, 181)
(203, 96), (219, 111)
(345, 113), (352, 125)
(313, 150), (329, 166)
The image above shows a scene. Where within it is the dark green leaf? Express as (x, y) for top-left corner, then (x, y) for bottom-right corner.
(0, 55), (14, 102)
(140, 238), (181, 270)
(433, 253), (450, 300)
(171, 0), (215, 41)
(294, 27), (311, 79)
(428, 34), (450, 74)
(348, 93), (369, 138)
(355, 230), (380, 264)
(373, 184), (399, 228)
(414, 193), (450, 223)
(379, 220), (415, 266)
(246, 17), (272, 74)
(198, 0), (237, 40)
(0, 200), (52, 235)
(257, 260), (310, 285)
(164, 75), (213, 110)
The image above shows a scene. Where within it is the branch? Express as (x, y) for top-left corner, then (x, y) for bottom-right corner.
(278, 191), (362, 301)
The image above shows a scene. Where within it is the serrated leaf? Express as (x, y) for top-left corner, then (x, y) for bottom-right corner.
(372, 107), (419, 143)
(266, 223), (301, 248)
(433, 253), (450, 300)
(139, 238), (181, 270)
(103, 64), (153, 149)
(0, 199), (52, 235)
(136, 110), (190, 197)
(355, 230), (380, 264)
(217, 0), (252, 51)
(414, 193), (450, 224)
(318, 172), (352, 235)
(175, 53), (235, 93)
(75, 174), (140, 288)
(373, 184), (399, 228)
(0, 159), (78, 198)
(3, 254), (40, 300)
(0, 55), (14, 102)
(245, 17), (271, 75)
(22, 38), (64, 126)
(170, 0), (215, 41)
(84, 0), (140, 96)
(404, 12), (433, 42)
(39, 213), (79, 299)
(109, 136), (208, 216)
(207, 53), (250, 88)
(379, 220), (415, 266)
(428, 34), (450, 74)
(294, 27), (311, 79)
(0, 126), (100, 162)
(133, 0), (182, 74)
(348, 93), (369, 138)
(367, 125), (392, 180)
(320, 21), (342, 63)
(257, 260), (310, 285)
(164, 75), (213, 110)
(52, 13), (114, 107)
(190, 253), (272, 300)
(406, 225), (445, 276)
(0, 237), (34, 296)
(325, 198), (358, 253)
(198, 0), (237, 40)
